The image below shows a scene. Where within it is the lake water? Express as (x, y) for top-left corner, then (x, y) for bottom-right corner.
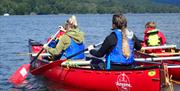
(0, 14), (180, 90)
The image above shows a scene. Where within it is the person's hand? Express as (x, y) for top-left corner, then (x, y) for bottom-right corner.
(48, 39), (59, 48)
(58, 26), (66, 32)
(43, 43), (48, 49)
(140, 48), (145, 53)
(87, 45), (95, 51)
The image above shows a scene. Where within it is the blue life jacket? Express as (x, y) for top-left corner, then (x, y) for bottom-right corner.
(105, 29), (134, 69)
(61, 38), (85, 60)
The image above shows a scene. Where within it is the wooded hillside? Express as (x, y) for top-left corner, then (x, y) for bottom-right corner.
(1, 0), (180, 15)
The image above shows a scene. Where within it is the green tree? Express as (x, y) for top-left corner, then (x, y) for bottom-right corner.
(0, 0), (180, 15)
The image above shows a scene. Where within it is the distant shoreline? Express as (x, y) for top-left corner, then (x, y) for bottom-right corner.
(1, 0), (180, 15)
(1, 13), (180, 16)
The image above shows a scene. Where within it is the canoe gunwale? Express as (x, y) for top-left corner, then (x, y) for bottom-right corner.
(30, 59), (161, 74)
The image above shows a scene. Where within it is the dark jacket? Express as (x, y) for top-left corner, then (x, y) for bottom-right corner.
(90, 32), (142, 57)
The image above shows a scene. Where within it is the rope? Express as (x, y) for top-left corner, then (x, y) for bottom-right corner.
(171, 79), (180, 84)
(64, 60), (80, 70)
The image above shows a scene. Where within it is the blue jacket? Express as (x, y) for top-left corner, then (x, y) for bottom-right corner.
(105, 29), (134, 69)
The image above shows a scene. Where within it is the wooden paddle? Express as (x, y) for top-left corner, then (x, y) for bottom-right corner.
(9, 29), (61, 85)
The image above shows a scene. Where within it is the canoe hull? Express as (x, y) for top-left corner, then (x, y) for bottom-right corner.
(41, 65), (161, 91)
(29, 39), (164, 91)
(135, 51), (180, 80)
(168, 60), (180, 80)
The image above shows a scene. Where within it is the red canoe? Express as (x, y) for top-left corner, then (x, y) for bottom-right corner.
(135, 45), (180, 81)
(28, 39), (170, 91)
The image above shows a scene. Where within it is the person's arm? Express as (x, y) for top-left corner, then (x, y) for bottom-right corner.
(90, 32), (117, 57)
(133, 34), (142, 50)
(44, 35), (71, 56)
(158, 31), (166, 45)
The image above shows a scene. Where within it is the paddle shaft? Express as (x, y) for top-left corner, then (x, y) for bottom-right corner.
(67, 42), (103, 59)
(168, 65), (180, 68)
(30, 30), (61, 64)
(150, 53), (180, 56)
(17, 53), (51, 56)
(135, 56), (180, 61)
(141, 45), (176, 50)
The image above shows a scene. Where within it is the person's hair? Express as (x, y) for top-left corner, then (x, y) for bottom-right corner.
(112, 14), (130, 58)
(145, 21), (156, 28)
(65, 15), (78, 31)
(68, 15), (78, 28)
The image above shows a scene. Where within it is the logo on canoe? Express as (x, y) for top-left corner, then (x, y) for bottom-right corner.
(116, 73), (132, 91)
(148, 70), (156, 77)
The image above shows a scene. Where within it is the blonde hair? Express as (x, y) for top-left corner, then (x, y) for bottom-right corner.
(68, 15), (78, 28)
(112, 14), (130, 58)
(65, 15), (78, 31)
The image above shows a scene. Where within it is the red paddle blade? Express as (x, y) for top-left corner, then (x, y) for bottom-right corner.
(9, 64), (30, 85)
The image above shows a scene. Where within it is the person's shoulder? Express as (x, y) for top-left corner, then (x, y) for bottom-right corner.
(101, 32), (115, 44)
(155, 29), (160, 31)
(107, 32), (116, 39)
(156, 29), (163, 33)
(74, 27), (81, 32)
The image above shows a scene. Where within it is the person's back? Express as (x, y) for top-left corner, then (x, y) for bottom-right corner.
(60, 26), (85, 60)
(142, 22), (166, 53)
(43, 15), (85, 61)
(88, 14), (142, 70)
(105, 14), (135, 69)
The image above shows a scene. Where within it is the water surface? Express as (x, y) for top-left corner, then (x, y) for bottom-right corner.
(0, 13), (180, 90)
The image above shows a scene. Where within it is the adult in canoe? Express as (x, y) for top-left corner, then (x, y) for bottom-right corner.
(43, 15), (85, 61)
(88, 14), (142, 70)
(142, 21), (166, 53)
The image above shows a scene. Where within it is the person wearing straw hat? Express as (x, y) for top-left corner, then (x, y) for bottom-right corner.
(43, 15), (85, 61)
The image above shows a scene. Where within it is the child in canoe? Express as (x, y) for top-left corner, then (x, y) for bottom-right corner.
(142, 21), (166, 53)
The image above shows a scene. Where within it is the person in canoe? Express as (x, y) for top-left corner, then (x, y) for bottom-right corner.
(87, 14), (142, 70)
(142, 21), (166, 53)
(43, 15), (85, 61)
